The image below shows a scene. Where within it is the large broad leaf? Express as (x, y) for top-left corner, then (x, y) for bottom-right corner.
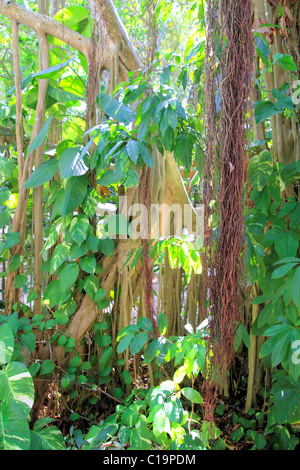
(100, 93), (135, 125)
(138, 142), (154, 168)
(0, 400), (31, 450)
(23, 159), (59, 188)
(254, 100), (282, 125)
(60, 176), (88, 217)
(248, 150), (273, 191)
(33, 59), (73, 79)
(275, 231), (298, 259)
(59, 146), (89, 178)
(30, 426), (66, 450)
(126, 140), (139, 165)
(0, 362), (35, 416)
(53, 6), (91, 36)
(48, 84), (83, 103)
(274, 53), (297, 72)
(153, 409), (168, 437)
(0, 323), (14, 365)
(26, 115), (53, 157)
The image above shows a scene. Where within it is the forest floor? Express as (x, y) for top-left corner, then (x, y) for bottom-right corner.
(35, 352), (276, 451)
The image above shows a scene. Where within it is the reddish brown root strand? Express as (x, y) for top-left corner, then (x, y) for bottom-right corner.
(140, 165), (157, 333)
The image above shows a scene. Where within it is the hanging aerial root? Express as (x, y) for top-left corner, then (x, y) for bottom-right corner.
(202, 0), (254, 417)
(139, 165), (157, 333)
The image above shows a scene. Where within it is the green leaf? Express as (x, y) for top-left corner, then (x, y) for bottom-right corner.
(130, 332), (148, 355)
(292, 266), (300, 307)
(8, 254), (23, 273)
(137, 317), (153, 333)
(126, 140), (139, 164)
(122, 369), (133, 386)
(20, 332), (36, 353)
(0, 361), (35, 415)
(271, 263), (298, 279)
(48, 84), (83, 103)
(0, 323), (14, 364)
(94, 288), (106, 304)
(275, 232), (298, 259)
(143, 338), (161, 364)
(33, 59), (72, 79)
(14, 274), (27, 289)
(69, 213), (89, 244)
(43, 280), (62, 308)
(254, 100), (282, 125)
(153, 409), (167, 437)
(254, 433), (267, 449)
(59, 146), (89, 178)
(158, 313), (168, 335)
(59, 263), (79, 291)
(248, 150), (273, 191)
(100, 93), (135, 125)
(79, 254), (96, 274)
(182, 387), (203, 404)
(69, 355), (81, 368)
(275, 54), (297, 72)
(99, 347), (113, 369)
(50, 244), (68, 275)
(0, 400), (31, 450)
(27, 116), (53, 157)
(0, 206), (10, 229)
(271, 331), (290, 367)
(117, 333), (134, 354)
(138, 142), (154, 167)
(39, 359), (55, 376)
(83, 275), (99, 299)
(30, 426), (66, 450)
(98, 237), (114, 257)
(230, 427), (244, 444)
(138, 109), (151, 141)
(60, 176), (88, 217)
(23, 159), (58, 189)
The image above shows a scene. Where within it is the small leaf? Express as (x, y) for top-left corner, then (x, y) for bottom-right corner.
(117, 333), (134, 354)
(98, 237), (114, 257)
(40, 359), (55, 376)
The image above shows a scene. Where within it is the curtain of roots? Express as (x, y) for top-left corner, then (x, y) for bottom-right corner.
(202, 0), (254, 420)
